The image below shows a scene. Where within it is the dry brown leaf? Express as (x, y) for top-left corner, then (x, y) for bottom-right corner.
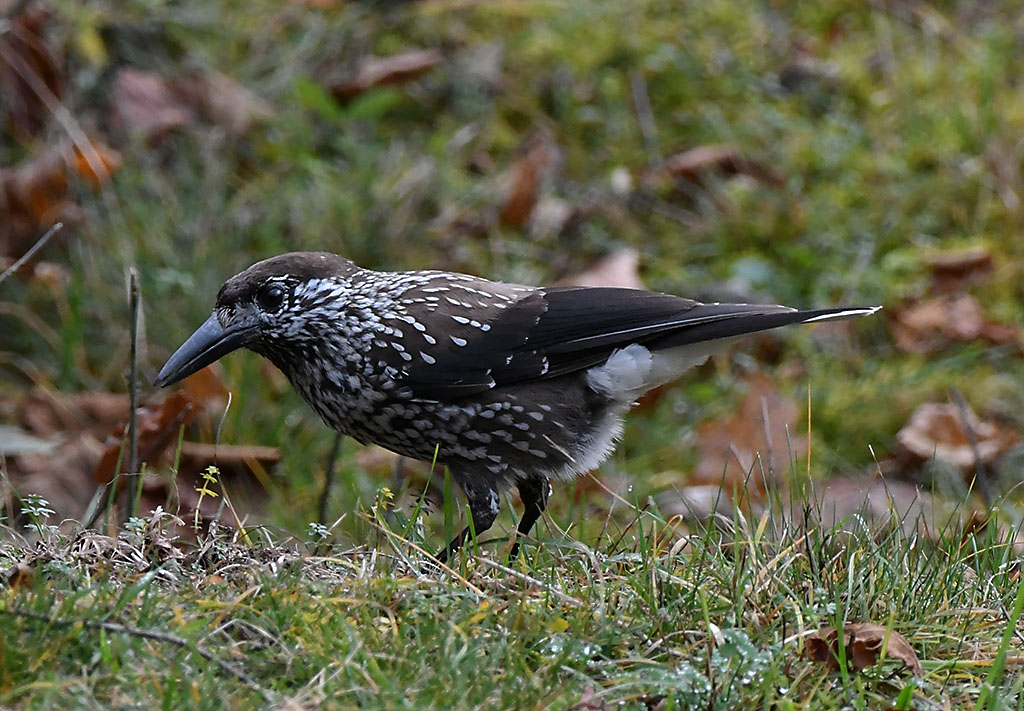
(649, 144), (783, 188)
(173, 71), (272, 136)
(806, 623), (922, 676)
(92, 392), (199, 483)
(897, 401), (1018, 470)
(564, 249), (644, 289)
(926, 246), (993, 293)
(330, 48), (443, 102)
(498, 131), (563, 229)
(178, 441), (279, 483)
(891, 294), (1021, 354)
(693, 374), (804, 493)
(113, 67), (194, 143)
(9, 432), (105, 520)
(0, 5), (63, 140)
(17, 390), (129, 439)
(179, 364), (229, 413)
(1, 138), (120, 259)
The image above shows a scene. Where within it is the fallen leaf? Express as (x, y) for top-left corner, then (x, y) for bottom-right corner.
(9, 432), (105, 520)
(178, 441), (279, 483)
(693, 374), (805, 493)
(897, 401), (1018, 470)
(173, 71), (272, 136)
(806, 623), (922, 677)
(0, 425), (57, 456)
(648, 144), (783, 188)
(926, 246), (993, 293)
(113, 67), (194, 143)
(0, 147), (69, 259)
(0, 5), (63, 140)
(17, 390), (128, 439)
(330, 48), (443, 102)
(1, 138), (120, 259)
(891, 294), (1021, 354)
(563, 249), (644, 289)
(498, 131), (563, 228)
(91, 392), (198, 483)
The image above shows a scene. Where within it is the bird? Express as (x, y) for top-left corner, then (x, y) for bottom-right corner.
(155, 252), (879, 561)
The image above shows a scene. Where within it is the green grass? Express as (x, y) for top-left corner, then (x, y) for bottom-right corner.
(5, 0), (1024, 707)
(1, 492), (1021, 709)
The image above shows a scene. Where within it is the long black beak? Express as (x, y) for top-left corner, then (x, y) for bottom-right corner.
(155, 314), (255, 387)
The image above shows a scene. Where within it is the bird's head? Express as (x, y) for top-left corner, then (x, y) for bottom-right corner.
(155, 251), (356, 387)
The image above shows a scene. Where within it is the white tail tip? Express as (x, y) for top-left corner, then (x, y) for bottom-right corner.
(803, 305), (882, 323)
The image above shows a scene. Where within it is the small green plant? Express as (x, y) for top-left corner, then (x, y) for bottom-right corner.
(20, 493), (56, 538)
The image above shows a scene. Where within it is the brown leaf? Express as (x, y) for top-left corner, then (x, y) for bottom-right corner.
(113, 67), (194, 143)
(926, 246), (993, 293)
(498, 132), (563, 229)
(9, 432), (105, 520)
(891, 294), (1020, 354)
(1, 149), (68, 259)
(1, 138), (120, 260)
(179, 364), (229, 413)
(178, 441), (279, 483)
(650, 144), (783, 188)
(693, 374), (804, 492)
(17, 390), (129, 439)
(0, 5), (63, 140)
(807, 623), (922, 677)
(92, 392), (199, 483)
(330, 48), (443, 102)
(563, 249), (644, 289)
(897, 401), (1018, 470)
(173, 71), (272, 136)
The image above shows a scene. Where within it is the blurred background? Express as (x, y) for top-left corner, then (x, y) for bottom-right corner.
(2, 0), (1022, 545)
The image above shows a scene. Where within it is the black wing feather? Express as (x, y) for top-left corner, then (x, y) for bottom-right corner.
(398, 285), (853, 401)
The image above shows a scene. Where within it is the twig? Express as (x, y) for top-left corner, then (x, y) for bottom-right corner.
(0, 223), (63, 286)
(951, 388), (995, 507)
(0, 607), (276, 703)
(318, 432), (343, 525)
(127, 269), (141, 518)
(473, 555), (583, 607)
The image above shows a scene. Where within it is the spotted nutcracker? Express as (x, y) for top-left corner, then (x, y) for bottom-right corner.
(156, 252), (879, 561)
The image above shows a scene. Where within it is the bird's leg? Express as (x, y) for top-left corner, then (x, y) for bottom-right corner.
(510, 476), (551, 559)
(436, 478), (500, 563)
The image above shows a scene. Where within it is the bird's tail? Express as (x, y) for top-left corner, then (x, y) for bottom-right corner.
(646, 304), (881, 351)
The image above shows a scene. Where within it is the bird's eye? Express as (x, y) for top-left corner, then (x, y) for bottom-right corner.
(256, 284), (286, 313)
